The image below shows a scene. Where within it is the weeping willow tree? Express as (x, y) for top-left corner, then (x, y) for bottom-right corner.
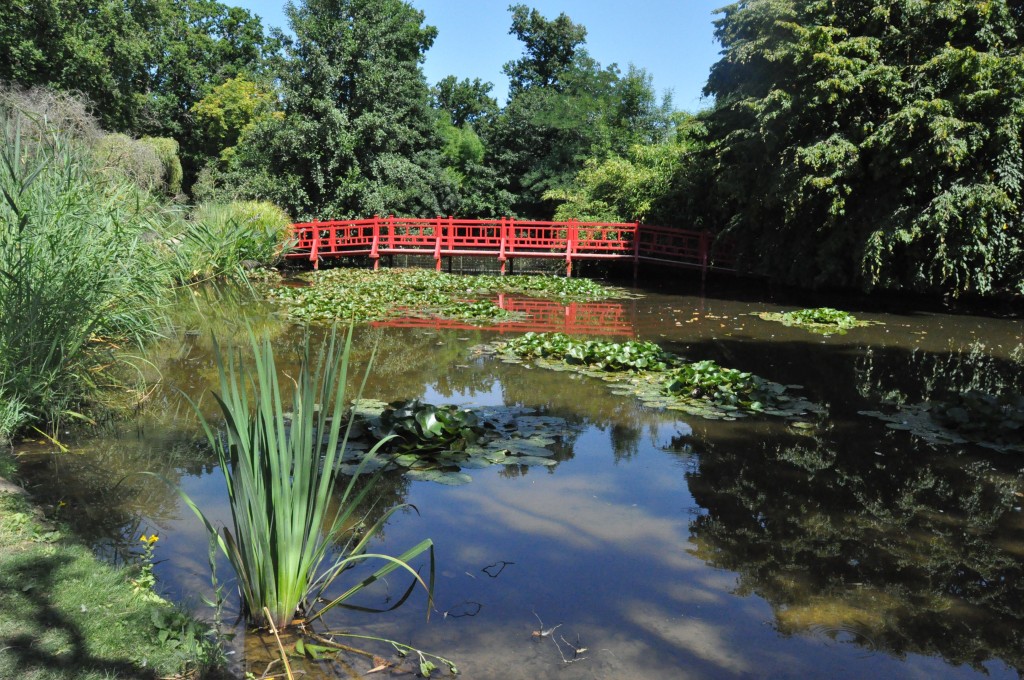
(702, 0), (1024, 297)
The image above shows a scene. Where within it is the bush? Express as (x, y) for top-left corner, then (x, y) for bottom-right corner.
(93, 132), (165, 193)
(140, 136), (184, 196)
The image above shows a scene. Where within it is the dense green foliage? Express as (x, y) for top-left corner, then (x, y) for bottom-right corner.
(0, 94), (295, 442)
(701, 0), (1024, 296)
(0, 0), (279, 185)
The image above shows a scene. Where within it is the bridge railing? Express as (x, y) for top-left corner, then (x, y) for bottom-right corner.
(288, 216), (732, 276)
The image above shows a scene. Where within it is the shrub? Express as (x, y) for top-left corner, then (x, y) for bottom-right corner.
(140, 136), (184, 196)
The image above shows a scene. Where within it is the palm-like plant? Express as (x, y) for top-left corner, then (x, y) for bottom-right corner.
(184, 326), (434, 629)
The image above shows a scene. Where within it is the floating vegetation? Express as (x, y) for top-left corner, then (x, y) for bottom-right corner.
(755, 307), (880, 335)
(502, 332), (673, 371)
(267, 268), (632, 324)
(336, 399), (581, 484)
(860, 390), (1024, 453)
(481, 333), (824, 421)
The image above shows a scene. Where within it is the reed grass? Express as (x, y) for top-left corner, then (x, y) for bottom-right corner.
(0, 108), (174, 439)
(184, 326), (434, 629)
(173, 201), (293, 281)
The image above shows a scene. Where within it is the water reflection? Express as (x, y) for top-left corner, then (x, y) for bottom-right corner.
(686, 430), (1024, 673)
(10, 283), (1024, 679)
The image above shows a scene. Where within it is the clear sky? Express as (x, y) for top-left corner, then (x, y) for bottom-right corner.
(231, 0), (725, 112)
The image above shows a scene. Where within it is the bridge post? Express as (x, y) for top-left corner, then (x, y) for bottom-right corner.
(565, 219), (576, 277)
(370, 215), (380, 270)
(632, 222), (641, 282)
(499, 216), (507, 275)
(434, 215), (443, 271)
(699, 230), (710, 284)
(310, 219), (320, 270)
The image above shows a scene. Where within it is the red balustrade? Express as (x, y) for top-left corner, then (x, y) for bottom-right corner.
(287, 216), (735, 276)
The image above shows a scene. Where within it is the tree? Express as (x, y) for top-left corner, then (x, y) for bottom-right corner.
(701, 0), (1024, 297)
(487, 5), (671, 218)
(431, 76), (497, 127)
(192, 76), (279, 162)
(217, 0), (453, 219)
(544, 114), (707, 225)
(0, 0), (278, 188)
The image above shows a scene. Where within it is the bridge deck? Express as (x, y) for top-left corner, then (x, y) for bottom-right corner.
(286, 217), (734, 277)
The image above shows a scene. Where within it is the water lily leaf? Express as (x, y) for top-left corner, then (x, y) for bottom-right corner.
(406, 470), (473, 485)
(504, 441), (555, 457)
(506, 456), (557, 467)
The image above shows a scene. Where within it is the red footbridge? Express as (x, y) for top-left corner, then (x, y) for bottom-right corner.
(286, 217), (734, 277)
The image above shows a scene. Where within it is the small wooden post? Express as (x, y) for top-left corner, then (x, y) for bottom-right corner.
(370, 215), (380, 271)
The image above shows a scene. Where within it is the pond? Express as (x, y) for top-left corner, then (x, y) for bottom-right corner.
(15, 278), (1024, 679)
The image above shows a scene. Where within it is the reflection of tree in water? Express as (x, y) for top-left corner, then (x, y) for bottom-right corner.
(17, 431), (217, 562)
(856, 341), (1024, 405)
(322, 469), (412, 547)
(495, 358), (664, 464)
(685, 433), (1024, 672)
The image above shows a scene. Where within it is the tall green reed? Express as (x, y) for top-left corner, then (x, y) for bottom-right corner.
(171, 201), (293, 282)
(0, 109), (174, 438)
(184, 327), (434, 630)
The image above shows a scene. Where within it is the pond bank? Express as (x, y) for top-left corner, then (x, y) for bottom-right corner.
(0, 457), (223, 680)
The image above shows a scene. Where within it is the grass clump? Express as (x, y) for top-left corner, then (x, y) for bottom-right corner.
(183, 327), (434, 630)
(0, 492), (221, 679)
(172, 201), (293, 282)
(0, 107), (175, 440)
(756, 307), (879, 334)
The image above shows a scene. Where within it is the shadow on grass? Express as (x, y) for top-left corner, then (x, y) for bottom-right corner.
(0, 552), (160, 679)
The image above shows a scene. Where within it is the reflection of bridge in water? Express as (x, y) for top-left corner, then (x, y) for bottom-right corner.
(372, 295), (636, 337)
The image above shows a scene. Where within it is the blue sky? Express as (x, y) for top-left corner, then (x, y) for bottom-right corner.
(232, 0), (725, 112)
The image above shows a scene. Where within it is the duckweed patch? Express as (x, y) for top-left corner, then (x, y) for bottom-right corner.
(480, 333), (824, 421)
(337, 400), (582, 483)
(860, 390), (1024, 453)
(756, 307), (879, 335)
(268, 269), (632, 324)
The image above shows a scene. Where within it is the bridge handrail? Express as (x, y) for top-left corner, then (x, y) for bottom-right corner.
(288, 216), (732, 275)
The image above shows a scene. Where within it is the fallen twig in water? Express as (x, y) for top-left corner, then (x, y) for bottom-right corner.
(532, 611), (587, 665)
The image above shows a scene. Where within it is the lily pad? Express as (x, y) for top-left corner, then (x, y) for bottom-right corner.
(406, 470), (473, 485)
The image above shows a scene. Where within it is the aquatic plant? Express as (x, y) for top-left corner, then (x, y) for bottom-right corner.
(756, 307), (878, 334)
(663, 360), (773, 409)
(501, 332), (675, 371)
(339, 400), (579, 484)
(483, 333), (824, 421)
(860, 390), (1024, 453)
(183, 327), (434, 629)
(268, 269), (629, 325)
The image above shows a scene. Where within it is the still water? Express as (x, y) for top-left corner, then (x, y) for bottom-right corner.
(18, 280), (1024, 679)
